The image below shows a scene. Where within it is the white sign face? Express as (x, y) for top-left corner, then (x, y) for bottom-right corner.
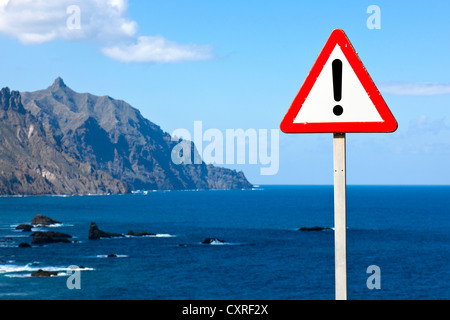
(293, 44), (383, 124)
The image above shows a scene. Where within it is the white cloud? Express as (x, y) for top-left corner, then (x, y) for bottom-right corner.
(0, 0), (213, 63)
(0, 0), (137, 44)
(102, 36), (214, 63)
(378, 81), (450, 96)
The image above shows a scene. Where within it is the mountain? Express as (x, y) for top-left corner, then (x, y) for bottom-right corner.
(0, 78), (252, 195)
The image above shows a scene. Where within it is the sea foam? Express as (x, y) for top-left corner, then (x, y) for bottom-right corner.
(0, 263), (93, 277)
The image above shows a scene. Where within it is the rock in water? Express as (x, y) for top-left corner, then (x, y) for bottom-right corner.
(88, 222), (123, 240)
(127, 230), (156, 236)
(31, 214), (60, 226)
(16, 224), (33, 231)
(31, 231), (72, 244)
(202, 238), (226, 244)
(31, 269), (58, 277)
(18, 242), (31, 248)
(298, 226), (332, 232)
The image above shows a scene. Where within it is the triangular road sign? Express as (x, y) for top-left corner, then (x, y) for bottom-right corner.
(280, 29), (397, 133)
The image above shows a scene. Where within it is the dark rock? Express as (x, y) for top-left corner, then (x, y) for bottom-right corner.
(298, 226), (332, 232)
(31, 231), (71, 238)
(0, 87), (26, 114)
(107, 254), (117, 258)
(88, 222), (123, 240)
(16, 224), (33, 231)
(51, 77), (66, 89)
(18, 242), (31, 248)
(202, 238), (226, 244)
(127, 230), (156, 236)
(31, 214), (60, 226)
(31, 231), (72, 244)
(31, 269), (58, 277)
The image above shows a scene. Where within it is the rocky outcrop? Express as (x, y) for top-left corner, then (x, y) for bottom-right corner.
(88, 222), (123, 239)
(202, 238), (226, 244)
(31, 231), (72, 244)
(31, 214), (60, 226)
(298, 226), (332, 232)
(18, 242), (31, 248)
(127, 230), (156, 236)
(0, 77), (252, 195)
(1, 87), (26, 114)
(16, 224), (33, 231)
(31, 269), (58, 277)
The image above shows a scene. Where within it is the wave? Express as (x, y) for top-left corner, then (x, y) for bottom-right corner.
(9, 224), (25, 228)
(177, 241), (243, 247)
(10, 223), (72, 229)
(124, 233), (176, 238)
(0, 237), (17, 247)
(142, 233), (176, 238)
(2, 234), (28, 238)
(0, 245), (15, 248)
(131, 190), (149, 195)
(94, 254), (128, 258)
(0, 263), (94, 277)
(152, 233), (176, 238)
(0, 293), (30, 297)
(207, 241), (240, 245)
(98, 235), (126, 239)
(5, 273), (36, 278)
(32, 223), (66, 228)
(200, 240), (240, 246)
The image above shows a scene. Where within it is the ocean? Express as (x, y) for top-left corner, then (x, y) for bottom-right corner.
(0, 185), (449, 300)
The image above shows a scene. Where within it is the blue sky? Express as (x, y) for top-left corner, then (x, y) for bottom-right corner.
(0, 0), (449, 185)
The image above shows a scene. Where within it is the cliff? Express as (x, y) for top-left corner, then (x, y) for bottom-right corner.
(0, 78), (252, 195)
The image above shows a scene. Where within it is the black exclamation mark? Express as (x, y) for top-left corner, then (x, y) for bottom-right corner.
(332, 59), (343, 116)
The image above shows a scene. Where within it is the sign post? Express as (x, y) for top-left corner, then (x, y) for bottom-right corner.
(280, 29), (397, 300)
(333, 132), (347, 300)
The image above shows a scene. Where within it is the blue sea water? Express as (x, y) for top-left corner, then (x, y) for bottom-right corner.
(0, 185), (449, 300)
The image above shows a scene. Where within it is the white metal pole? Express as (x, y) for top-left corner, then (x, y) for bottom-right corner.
(333, 132), (347, 300)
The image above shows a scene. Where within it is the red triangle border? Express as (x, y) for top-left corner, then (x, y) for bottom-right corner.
(280, 29), (398, 133)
